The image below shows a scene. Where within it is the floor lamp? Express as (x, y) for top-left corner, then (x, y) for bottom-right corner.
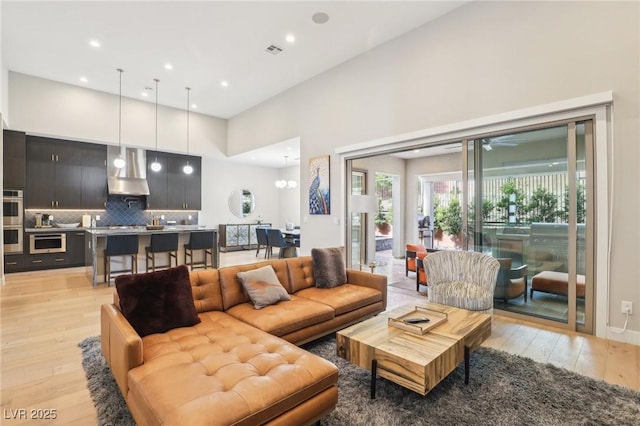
(350, 194), (378, 270)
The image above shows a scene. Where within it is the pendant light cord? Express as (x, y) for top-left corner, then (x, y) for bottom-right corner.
(186, 87), (191, 155)
(154, 78), (159, 150)
(117, 69), (123, 148)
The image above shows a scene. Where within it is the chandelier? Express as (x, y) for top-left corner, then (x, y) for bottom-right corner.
(275, 155), (297, 189)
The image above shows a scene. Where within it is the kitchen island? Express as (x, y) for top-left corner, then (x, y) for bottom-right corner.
(86, 225), (218, 286)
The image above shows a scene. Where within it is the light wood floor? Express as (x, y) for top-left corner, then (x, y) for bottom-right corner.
(1, 251), (638, 425)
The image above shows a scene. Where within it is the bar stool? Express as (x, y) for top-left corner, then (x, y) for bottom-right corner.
(145, 233), (179, 272)
(184, 231), (215, 270)
(104, 234), (139, 284)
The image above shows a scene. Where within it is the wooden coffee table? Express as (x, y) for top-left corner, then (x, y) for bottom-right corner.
(336, 303), (491, 398)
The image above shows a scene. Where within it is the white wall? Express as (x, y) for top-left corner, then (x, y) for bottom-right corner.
(9, 72), (227, 157)
(228, 2), (639, 335)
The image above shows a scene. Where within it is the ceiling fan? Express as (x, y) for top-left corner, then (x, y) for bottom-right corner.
(481, 135), (528, 151)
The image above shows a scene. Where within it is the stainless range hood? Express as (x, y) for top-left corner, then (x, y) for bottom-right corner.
(107, 146), (150, 196)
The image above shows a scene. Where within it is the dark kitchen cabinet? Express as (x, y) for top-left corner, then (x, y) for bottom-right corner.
(66, 231), (87, 266)
(26, 136), (107, 209)
(25, 252), (69, 270)
(145, 151), (169, 210)
(167, 154), (201, 210)
(146, 151), (201, 210)
(26, 136), (82, 209)
(4, 254), (26, 273)
(81, 143), (107, 209)
(3, 130), (26, 189)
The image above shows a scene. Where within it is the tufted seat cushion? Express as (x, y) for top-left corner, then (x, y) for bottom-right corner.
(429, 281), (494, 313)
(295, 284), (383, 316)
(128, 311), (338, 426)
(225, 295), (334, 337)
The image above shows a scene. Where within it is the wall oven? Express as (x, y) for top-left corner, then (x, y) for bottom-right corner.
(4, 226), (24, 254)
(30, 233), (66, 254)
(3, 190), (23, 227)
(3, 190), (24, 254)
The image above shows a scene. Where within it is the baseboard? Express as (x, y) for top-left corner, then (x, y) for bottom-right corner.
(606, 326), (640, 346)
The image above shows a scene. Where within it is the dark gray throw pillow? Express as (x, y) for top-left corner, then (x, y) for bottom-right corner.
(312, 247), (347, 288)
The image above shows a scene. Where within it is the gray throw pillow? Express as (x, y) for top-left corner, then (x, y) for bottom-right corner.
(312, 247), (347, 288)
(237, 265), (290, 309)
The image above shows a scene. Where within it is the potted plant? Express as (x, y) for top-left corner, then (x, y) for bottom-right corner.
(375, 209), (391, 235)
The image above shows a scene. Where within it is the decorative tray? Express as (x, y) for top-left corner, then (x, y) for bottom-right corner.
(388, 306), (448, 335)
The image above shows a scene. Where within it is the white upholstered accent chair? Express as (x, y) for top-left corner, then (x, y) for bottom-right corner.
(423, 251), (500, 314)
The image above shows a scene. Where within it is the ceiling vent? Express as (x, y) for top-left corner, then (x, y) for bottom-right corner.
(265, 44), (283, 55)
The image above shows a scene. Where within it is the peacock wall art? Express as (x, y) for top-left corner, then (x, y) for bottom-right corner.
(308, 155), (330, 215)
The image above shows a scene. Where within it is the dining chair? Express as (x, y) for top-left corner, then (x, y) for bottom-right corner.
(255, 227), (270, 258)
(266, 228), (297, 258)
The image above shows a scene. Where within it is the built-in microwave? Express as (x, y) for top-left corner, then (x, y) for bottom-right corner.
(29, 233), (66, 254)
(4, 226), (23, 254)
(3, 190), (23, 226)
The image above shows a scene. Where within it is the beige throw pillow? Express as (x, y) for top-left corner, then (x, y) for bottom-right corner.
(237, 265), (290, 309)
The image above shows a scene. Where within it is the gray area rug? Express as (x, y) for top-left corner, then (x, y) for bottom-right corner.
(79, 335), (640, 425)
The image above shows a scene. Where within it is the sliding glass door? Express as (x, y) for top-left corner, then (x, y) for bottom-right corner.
(344, 118), (594, 333)
(467, 122), (593, 332)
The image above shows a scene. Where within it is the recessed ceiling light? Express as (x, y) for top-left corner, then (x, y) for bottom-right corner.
(221, 80), (229, 87)
(285, 34), (296, 43)
(79, 76), (88, 83)
(312, 12), (329, 24)
(251, 156), (256, 160)
(191, 104), (198, 109)
(89, 39), (100, 48)
(164, 63), (173, 70)
(141, 92), (148, 97)
(413, 149), (420, 153)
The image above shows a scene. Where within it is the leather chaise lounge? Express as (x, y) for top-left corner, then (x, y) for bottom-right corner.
(101, 256), (387, 425)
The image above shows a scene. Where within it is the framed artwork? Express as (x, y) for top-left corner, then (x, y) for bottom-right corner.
(309, 155), (330, 215)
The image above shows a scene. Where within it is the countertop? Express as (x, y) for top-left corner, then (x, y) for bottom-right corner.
(25, 225), (215, 235)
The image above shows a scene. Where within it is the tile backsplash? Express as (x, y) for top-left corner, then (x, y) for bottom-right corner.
(25, 195), (198, 228)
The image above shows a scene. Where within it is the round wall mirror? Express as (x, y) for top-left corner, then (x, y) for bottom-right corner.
(229, 189), (255, 218)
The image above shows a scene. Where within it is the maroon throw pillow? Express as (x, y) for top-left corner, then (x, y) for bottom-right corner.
(115, 265), (200, 337)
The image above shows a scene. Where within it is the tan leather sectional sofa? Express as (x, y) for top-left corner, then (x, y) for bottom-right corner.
(101, 256), (387, 426)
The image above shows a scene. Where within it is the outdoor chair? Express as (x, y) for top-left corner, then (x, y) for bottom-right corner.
(423, 251), (500, 314)
(415, 254), (429, 292)
(405, 243), (426, 276)
(493, 258), (528, 304)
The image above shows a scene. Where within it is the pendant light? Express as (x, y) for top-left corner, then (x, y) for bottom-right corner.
(275, 155), (298, 189)
(113, 68), (126, 168)
(150, 78), (162, 172)
(183, 87), (193, 175)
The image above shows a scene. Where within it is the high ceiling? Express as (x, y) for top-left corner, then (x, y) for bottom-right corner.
(2, 1), (465, 120)
(2, 1), (467, 168)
